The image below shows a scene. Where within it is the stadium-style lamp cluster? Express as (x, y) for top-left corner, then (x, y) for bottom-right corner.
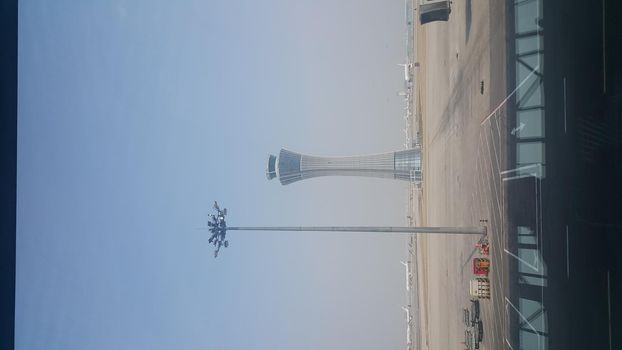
(207, 201), (487, 258)
(206, 201), (230, 258)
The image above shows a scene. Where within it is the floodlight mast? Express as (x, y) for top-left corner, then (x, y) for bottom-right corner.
(227, 226), (486, 235)
(206, 202), (487, 257)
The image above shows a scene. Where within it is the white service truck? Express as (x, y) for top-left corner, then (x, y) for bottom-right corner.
(469, 278), (491, 299)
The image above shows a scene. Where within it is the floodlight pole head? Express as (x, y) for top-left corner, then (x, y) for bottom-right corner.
(208, 203), (229, 258)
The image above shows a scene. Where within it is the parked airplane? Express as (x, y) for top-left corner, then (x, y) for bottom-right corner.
(401, 260), (413, 291)
(398, 62), (413, 82)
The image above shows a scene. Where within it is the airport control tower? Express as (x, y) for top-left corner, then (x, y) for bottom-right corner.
(266, 148), (422, 185)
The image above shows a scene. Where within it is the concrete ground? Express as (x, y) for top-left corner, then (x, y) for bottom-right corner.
(412, 1), (507, 349)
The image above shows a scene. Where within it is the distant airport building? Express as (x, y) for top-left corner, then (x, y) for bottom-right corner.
(266, 148), (422, 185)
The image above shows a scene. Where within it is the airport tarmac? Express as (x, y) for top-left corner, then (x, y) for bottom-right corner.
(412, 1), (507, 349)
(411, 0), (622, 349)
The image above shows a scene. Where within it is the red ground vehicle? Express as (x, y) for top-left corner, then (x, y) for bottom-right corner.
(473, 258), (490, 276)
(475, 237), (489, 256)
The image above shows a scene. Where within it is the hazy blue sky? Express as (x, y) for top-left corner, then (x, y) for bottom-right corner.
(17, 1), (412, 349)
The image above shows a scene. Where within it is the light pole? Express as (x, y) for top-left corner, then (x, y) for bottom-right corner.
(206, 201), (487, 258)
(227, 226), (486, 234)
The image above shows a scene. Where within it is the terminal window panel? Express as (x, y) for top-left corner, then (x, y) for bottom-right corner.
(516, 109), (545, 139)
(518, 297), (548, 350)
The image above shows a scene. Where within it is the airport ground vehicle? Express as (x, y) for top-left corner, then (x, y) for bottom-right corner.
(470, 299), (480, 321)
(469, 278), (491, 299)
(475, 237), (489, 256)
(473, 258), (490, 276)
(464, 328), (479, 350)
(463, 317), (483, 349)
(419, 0), (451, 24)
(475, 320), (483, 342)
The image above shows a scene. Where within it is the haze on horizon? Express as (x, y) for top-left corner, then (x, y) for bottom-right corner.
(16, 1), (415, 349)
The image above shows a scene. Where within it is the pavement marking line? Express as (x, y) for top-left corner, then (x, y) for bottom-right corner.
(505, 297), (541, 344)
(502, 174), (535, 182)
(504, 248), (539, 272)
(500, 175), (506, 265)
(603, 0), (606, 94)
(491, 208), (505, 266)
(487, 177), (504, 288)
(482, 164), (494, 223)
(495, 116), (507, 236)
(491, 296), (504, 343)
(484, 132), (504, 222)
(534, 173), (543, 263)
(502, 172), (541, 272)
(461, 246), (480, 269)
(477, 175), (487, 223)
(500, 164), (540, 175)
(536, 0), (542, 68)
(481, 64), (540, 125)
(493, 260), (504, 323)
(608, 270), (612, 350)
(480, 161), (492, 223)
(470, 192), (477, 222)
(537, 172), (543, 259)
(566, 225), (570, 279)
(473, 131), (485, 216)
(476, 130), (506, 310)
(502, 170), (542, 258)
(490, 125), (502, 176)
(489, 126), (504, 222)
(477, 130), (492, 250)
(500, 167), (506, 230)
(477, 133), (488, 211)
(563, 77), (567, 133)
